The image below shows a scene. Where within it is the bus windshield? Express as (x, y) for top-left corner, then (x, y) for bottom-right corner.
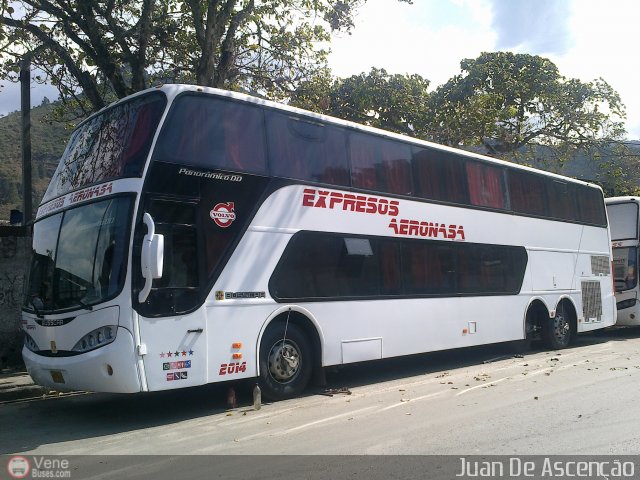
(613, 247), (638, 292)
(24, 197), (133, 313)
(42, 92), (166, 203)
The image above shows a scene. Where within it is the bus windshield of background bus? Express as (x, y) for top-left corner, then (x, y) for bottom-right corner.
(608, 202), (639, 241)
(613, 247), (638, 292)
(24, 197), (132, 314)
(42, 93), (166, 203)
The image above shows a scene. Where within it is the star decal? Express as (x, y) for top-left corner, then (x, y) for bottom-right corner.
(167, 351), (173, 357)
(160, 352), (165, 358)
(182, 350), (187, 356)
(188, 349), (194, 356)
(174, 351), (180, 357)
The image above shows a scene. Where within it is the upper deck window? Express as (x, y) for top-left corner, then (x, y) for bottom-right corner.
(153, 94), (267, 175)
(43, 92), (166, 202)
(267, 112), (349, 185)
(350, 133), (412, 195)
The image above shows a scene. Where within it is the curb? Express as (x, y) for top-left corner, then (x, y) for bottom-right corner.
(0, 370), (46, 403)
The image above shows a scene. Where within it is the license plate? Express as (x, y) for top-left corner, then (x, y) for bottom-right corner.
(50, 370), (65, 384)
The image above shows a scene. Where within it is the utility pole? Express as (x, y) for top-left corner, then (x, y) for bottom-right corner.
(20, 56), (32, 224)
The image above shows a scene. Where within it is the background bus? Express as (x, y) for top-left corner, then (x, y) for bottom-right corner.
(22, 85), (616, 400)
(606, 197), (640, 325)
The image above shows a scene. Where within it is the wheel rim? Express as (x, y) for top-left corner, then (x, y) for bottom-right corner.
(553, 311), (570, 343)
(267, 339), (302, 384)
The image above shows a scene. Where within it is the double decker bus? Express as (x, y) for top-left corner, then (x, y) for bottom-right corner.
(606, 197), (640, 325)
(22, 84), (616, 400)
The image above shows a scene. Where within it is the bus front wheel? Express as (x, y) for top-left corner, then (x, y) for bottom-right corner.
(259, 322), (313, 401)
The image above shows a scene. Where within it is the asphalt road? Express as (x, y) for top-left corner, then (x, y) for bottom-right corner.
(3, 327), (640, 458)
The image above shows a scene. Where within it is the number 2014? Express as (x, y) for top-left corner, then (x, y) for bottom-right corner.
(219, 362), (247, 375)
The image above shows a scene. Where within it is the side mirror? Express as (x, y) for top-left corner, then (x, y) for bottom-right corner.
(139, 212), (164, 303)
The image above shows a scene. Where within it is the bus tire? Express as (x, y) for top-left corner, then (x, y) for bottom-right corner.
(542, 303), (573, 350)
(259, 322), (313, 401)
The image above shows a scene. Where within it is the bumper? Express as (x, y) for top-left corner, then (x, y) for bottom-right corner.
(23, 327), (142, 393)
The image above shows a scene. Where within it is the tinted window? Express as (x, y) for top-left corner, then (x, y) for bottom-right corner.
(466, 162), (506, 209)
(350, 133), (412, 195)
(412, 148), (469, 204)
(270, 232), (527, 300)
(508, 170), (547, 216)
(267, 113), (349, 185)
(154, 94), (267, 175)
(44, 93), (166, 202)
(141, 201), (200, 314)
(546, 180), (577, 221)
(577, 185), (607, 226)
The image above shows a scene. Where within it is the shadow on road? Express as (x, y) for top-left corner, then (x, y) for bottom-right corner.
(2, 325), (639, 454)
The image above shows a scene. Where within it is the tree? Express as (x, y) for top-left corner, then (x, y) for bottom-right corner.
(427, 52), (627, 161)
(291, 67), (431, 137)
(0, 0), (412, 118)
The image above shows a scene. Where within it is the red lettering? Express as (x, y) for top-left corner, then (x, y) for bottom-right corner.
(355, 196), (367, 212)
(343, 194), (357, 212)
(408, 220), (419, 236)
(389, 201), (400, 217)
(316, 191), (330, 208)
(399, 219), (409, 235)
(457, 226), (466, 240)
(329, 192), (344, 209)
(389, 218), (399, 234)
(366, 198), (377, 214)
(302, 188), (316, 207)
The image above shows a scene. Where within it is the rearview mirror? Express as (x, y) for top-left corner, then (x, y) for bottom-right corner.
(139, 212), (164, 303)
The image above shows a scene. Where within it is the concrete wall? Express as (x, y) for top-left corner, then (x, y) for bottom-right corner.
(0, 226), (30, 368)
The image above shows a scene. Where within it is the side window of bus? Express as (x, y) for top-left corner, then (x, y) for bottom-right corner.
(269, 233), (401, 300)
(547, 180), (578, 221)
(465, 162), (507, 209)
(507, 170), (548, 217)
(141, 200), (200, 315)
(412, 148), (469, 204)
(153, 95), (268, 175)
(266, 113), (350, 185)
(270, 232), (527, 300)
(349, 133), (413, 195)
(576, 186), (607, 226)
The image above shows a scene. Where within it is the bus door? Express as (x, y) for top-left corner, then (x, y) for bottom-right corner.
(135, 198), (208, 391)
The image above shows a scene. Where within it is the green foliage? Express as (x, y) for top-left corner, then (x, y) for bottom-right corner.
(427, 52), (627, 162)
(0, 0), (410, 115)
(291, 67), (430, 137)
(0, 102), (69, 220)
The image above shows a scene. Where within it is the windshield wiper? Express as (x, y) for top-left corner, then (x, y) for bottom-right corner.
(77, 299), (93, 311)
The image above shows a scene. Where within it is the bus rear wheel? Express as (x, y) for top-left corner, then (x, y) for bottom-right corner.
(259, 322), (313, 401)
(542, 304), (573, 350)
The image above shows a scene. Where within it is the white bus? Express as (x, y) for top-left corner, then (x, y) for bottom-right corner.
(22, 84), (616, 400)
(606, 197), (640, 325)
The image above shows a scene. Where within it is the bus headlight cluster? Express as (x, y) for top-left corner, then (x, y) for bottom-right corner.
(72, 326), (117, 353)
(23, 333), (40, 352)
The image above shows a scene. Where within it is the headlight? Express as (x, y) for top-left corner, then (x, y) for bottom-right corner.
(72, 326), (117, 353)
(23, 333), (40, 352)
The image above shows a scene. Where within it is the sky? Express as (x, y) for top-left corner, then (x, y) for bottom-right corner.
(328, 0), (640, 140)
(1, 0), (639, 140)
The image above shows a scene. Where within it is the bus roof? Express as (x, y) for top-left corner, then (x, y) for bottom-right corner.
(98, 83), (602, 192)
